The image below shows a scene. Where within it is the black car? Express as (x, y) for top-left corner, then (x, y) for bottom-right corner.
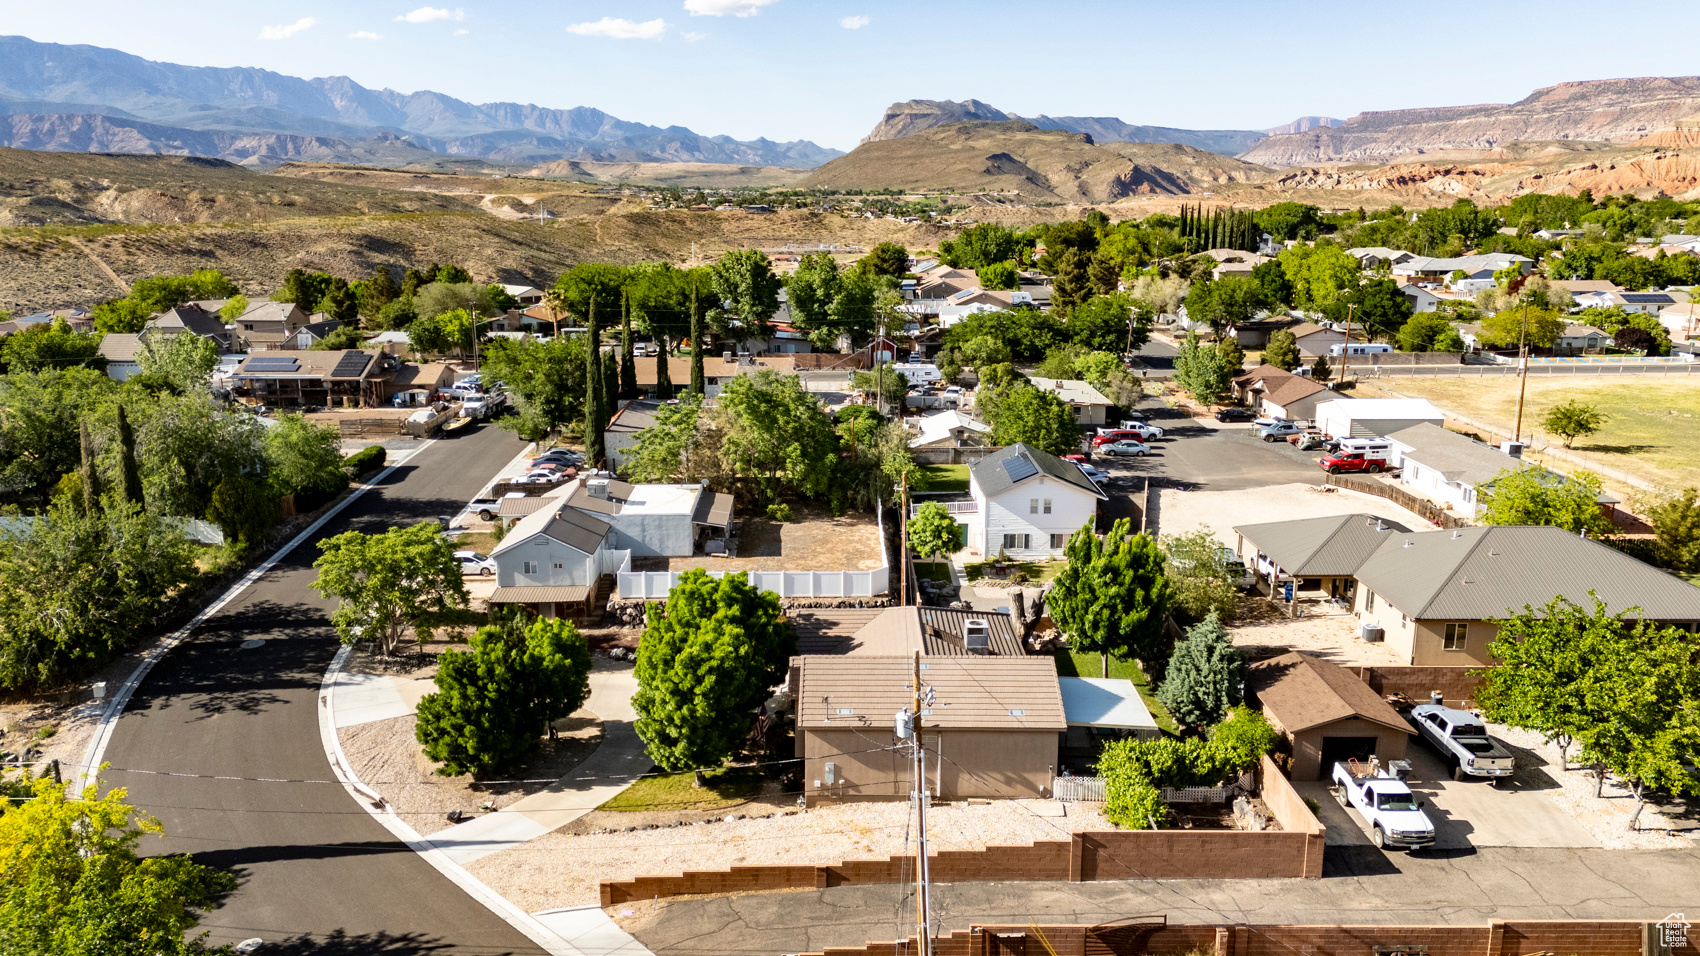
(1215, 407), (1255, 422)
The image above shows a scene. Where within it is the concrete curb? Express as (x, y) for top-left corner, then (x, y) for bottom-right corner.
(76, 441), (434, 795)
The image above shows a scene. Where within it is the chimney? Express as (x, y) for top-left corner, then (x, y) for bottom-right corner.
(588, 478), (610, 500)
(963, 618), (991, 655)
(1499, 441), (1524, 459)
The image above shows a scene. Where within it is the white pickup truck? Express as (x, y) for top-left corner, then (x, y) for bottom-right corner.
(1411, 701), (1515, 783)
(1330, 760), (1435, 851)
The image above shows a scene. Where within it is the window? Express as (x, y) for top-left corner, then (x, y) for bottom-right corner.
(523, 561), (537, 574)
(1444, 622), (1469, 651)
(1043, 498), (1052, 514)
(1365, 591), (1375, 612)
(553, 563), (563, 570)
(1050, 533), (1068, 549)
(1029, 498), (1039, 515)
(1002, 533), (1029, 550)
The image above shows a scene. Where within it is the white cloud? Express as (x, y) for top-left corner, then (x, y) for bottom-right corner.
(394, 6), (463, 23)
(259, 17), (318, 40)
(567, 16), (667, 39)
(839, 14), (869, 28)
(453, 27), (469, 35)
(682, 31), (707, 41)
(349, 30), (383, 39)
(684, 0), (777, 17)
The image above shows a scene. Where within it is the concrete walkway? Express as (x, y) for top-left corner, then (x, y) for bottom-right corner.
(429, 664), (648, 865)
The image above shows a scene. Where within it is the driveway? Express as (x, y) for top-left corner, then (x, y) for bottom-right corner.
(1089, 410), (1325, 496)
(99, 425), (547, 954)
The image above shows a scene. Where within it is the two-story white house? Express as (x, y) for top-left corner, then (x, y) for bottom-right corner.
(964, 443), (1106, 558)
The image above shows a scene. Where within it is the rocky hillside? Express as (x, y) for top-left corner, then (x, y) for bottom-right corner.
(1262, 116), (1344, 136)
(860, 99), (1268, 154)
(803, 121), (1264, 201)
(1242, 77), (1700, 166)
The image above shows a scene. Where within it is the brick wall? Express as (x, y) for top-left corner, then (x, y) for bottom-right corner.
(1255, 755), (1326, 877)
(1351, 665), (1484, 707)
(802, 920), (1680, 956)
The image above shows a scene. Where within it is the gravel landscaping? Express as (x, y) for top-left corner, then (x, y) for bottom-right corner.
(1492, 723), (1694, 850)
(465, 798), (1113, 913)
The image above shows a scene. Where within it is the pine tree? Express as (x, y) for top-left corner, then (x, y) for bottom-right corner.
(619, 292), (638, 399)
(584, 295), (606, 466)
(1156, 612), (1245, 730)
(115, 405), (144, 508)
(689, 281), (706, 398)
(1311, 354), (1332, 382)
(655, 336), (672, 399)
(78, 420), (101, 515)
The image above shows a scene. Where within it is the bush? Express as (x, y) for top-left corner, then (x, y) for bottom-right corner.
(766, 502), (793, 522)
(1097, 706), (1276, 829)
(342, 445), (387, 478)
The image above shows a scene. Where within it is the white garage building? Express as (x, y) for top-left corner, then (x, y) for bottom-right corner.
(1316, 398), (1444, 440)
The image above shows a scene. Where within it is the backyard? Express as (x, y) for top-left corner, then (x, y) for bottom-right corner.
(1367, 375), (1700, 491)
(1051, 646), (1178, 735)
(918, 463), (969, 493)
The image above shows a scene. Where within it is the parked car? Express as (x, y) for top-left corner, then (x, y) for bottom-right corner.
(1292, 432), (1338, 452)
(1099, 440), (1149, 457)
(1092, 429), (1148, 447)
(455, 550), (496, 576)
(1331, 760), (1434, 851)
(1121, 421), (1165, 440)
(468, 497), (502, 522)
(1258, 421), (1305, 442)
(1317, 451), (1386, 474)
(1411, 700), (1515, 783)
(1215, 407), (1255, 423)
(1078, 465), (1111, 484)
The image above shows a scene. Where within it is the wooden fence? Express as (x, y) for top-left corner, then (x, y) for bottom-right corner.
(1322, 473), (1470, 529)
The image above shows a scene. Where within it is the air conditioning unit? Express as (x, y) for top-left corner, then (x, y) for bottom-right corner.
(587, 479), (610, 499)
(963, 618), (991, 654)
(1360, 623), (1385, 643)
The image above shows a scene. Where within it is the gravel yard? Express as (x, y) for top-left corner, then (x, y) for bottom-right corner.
(465, 798), (1112, 913)
(1227, 595), (1407, 667)
(1156, 482), (1434, 551)
(1492, 723), (1694, 850)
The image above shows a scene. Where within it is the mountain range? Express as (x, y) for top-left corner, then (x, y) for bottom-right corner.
(859, 98), (1274, 156)
(0, 35), (841, 168)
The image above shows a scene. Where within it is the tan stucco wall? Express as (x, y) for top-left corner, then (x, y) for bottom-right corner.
(802, 727), (1057, 803)
(1290, 717), (1410, 781)
(1354, 588), (1499, 666)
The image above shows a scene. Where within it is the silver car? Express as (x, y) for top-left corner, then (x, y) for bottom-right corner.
(1099, 440), (1149, 457)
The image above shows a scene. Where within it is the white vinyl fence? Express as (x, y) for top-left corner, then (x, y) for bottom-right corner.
(1052, 776), (1106, 802)
(617, 500), (889, 600)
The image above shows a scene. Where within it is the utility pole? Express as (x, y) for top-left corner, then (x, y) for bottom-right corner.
(1513, 296), (1531, 443)
(1340, 303), (1355, 386)
(899, 471), (909, 607)
(910, 651), (932, 956)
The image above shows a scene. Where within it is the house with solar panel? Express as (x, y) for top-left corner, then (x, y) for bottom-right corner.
(231, 350), (398, 407)
(962, 443), (1106, 559)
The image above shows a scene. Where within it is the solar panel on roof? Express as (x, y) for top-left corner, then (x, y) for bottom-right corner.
(1002, 454), (1038, 484)
(331, 352), (370, 377)
(246, 358), (299, 371)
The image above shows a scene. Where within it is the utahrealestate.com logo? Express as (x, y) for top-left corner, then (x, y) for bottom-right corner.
(1657, 914), (1690, 950)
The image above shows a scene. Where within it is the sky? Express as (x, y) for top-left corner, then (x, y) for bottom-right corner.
(6, 0), (1700, 151)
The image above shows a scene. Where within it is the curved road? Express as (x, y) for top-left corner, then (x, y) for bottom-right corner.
(99, 425), (543, 955)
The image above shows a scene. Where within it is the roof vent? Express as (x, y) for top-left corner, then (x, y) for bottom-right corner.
(1451, 530), (1463, 539)
(722, 351), (733, 361)
(963, 618), (991, 654)
(1402, 539), (1414, 548)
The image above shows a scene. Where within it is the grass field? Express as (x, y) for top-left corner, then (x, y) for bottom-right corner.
(1051, 647), (1178, 735)
(597, 767), (765, 812)
(918, 464), (969, 493)
(1371, 375), (1700, 492)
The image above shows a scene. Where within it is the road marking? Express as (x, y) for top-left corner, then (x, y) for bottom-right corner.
(74, 441), (433, 795)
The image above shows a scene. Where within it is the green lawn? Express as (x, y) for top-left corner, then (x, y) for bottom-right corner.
(963, 559), (1064, 584)
(1051, 647), (1179, 736)
(597, 766), (765, 812)
(918, 464), (969, 493)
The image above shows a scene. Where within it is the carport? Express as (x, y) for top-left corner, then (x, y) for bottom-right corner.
(1233, 512), (1411, 606)
(1248, 651), (1413, 780)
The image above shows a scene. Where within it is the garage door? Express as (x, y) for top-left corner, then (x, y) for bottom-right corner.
(1317, 736), (1378, 779)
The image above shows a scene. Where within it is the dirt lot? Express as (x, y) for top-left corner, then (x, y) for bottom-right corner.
(639, 504), (884, 573)
(1156, 481), (1435, 553)
(1226, 595), (1407, 667)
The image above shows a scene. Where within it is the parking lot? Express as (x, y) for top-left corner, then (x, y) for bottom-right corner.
(1297, 742), (1598, 851)
(1087, 405), (1334, 493)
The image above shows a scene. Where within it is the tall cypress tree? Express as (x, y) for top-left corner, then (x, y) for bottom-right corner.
(655, 335), (672, 399)
(78, 420), (101, 515)
(116, 404), (144, 508)
(688, 280), (705, 398)
(584, 295), (605, 466)
(619, 292), (638, 399)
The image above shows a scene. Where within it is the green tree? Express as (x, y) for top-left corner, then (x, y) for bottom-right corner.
(1480, 305), (1565, 349)
(786, 253), (879, 350)
(1215, 337), (1246, 372)
(1155, 612), (1244, 730)
(988, 385), (1079, 457)
(632, 570), (795, 776)
(1048, 247), (1093, 315)
(307, 325), (365, 351)
(938, 223), (1026, 269)
(909, 501), (963, 559)
(273, 269), (335, 310)
(316, 278), (359, 323)
(262, 413), (346, 500)
(114, 404), (143, 508)
(1576, 618), (1700, 826)
(1397, 313), (1454, 352)
(585, 296), (606, 467)
(415, 615), (592, 778)
(136, 332), (219, 392)
(218, 294), (249, 324)
(1254, 202), (1321, 241)
(132, 392), (265, 520)
(1070, 293), (1146, 353)
(689, 283), (706, 397)
(1478, 467), (1612, 535)
(1540, 400), (1605, 448)
(619, 294), (638, 399)
(1160, 526), (1239, 623)
(716, 370), (837, 502)
(480, 335), (589, 440)
(356, 265), (400, 322)
(960, 334), (1012, 368)
(1310, 354), (1332, 382)
(707, 249), (782, 337)
(377, 297), (418, 331)
(1432, 327), (1467, 351)
(1049, 520), (1174, 676)
(415, 282), (493, 323)
(1480, 595), (1614, 769)
(1278, 243), (1361, 310)
(77, 420), (100, 516)
(406, 315), (451, 358)
(623, 395), (703, 482)
(1173, 333), (1234, 405)
(91, 298), (154, 335)
(1263, 329), (1300, 371)
(1329, 277), (1412, 342)
(978, 260), (1019, 290)
(0, 321), (105, 373)
(860, 241), (909, 278)
(1184, 276), (1263, 336)
(310, 521), (468, 656)
(851, 362), (910, 412)
(1645, 487), (1700, 574)
(0, 368), (117, 506)
(0, 776), (236, 956)
(205, 474), (274, 551)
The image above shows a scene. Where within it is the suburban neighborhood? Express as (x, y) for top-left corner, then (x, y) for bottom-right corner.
(5, 11), (1700, 956)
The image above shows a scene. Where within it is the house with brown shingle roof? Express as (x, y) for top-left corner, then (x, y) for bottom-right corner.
(1247, 652), (1413, 779)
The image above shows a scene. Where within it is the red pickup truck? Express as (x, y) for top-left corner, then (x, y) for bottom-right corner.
(1317, 451), (1387, 475)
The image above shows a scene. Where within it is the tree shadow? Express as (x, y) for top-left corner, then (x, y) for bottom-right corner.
(229, 929), (468, 955)
(195, 839), (414, 872)
(1576, 443), (1657, 455)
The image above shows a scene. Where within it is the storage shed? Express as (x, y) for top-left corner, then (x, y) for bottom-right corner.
(1247, 652), (1413, 780)
(1316, 398), (1444, 440)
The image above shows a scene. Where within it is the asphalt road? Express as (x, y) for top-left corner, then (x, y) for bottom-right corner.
(99, 423), (540, 955)
(1088, 404), (1324, 494)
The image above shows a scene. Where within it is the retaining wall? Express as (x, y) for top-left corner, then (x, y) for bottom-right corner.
(1350, 665), (1484, 708)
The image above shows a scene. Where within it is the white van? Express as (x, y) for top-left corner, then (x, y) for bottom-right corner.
(1329, 343), (1395, 357)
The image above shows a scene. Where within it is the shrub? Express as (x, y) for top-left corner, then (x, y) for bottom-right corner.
(765, 502), (793, 522)
(1097, 706), (1276, 829)
(342, 445), (387, 478)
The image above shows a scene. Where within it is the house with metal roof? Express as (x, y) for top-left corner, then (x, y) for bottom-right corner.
(1354, 525), (1700, 665)
(566, 477), (733, 558)
(792, 655), (1066, 803)
(908, 409), (991, 449)
(966, 443), (1106, 558)
(1385, 423), (1618, 518)
(487, 493), (617, 620)
(1234, 513), (1412, 603)
(1027, 377), (1114, 426)
(605, 398), (663, 469)
(1390, 252), (1533, 280)
(1247, 652), (1413, 779)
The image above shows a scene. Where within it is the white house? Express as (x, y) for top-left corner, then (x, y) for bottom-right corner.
(909, 409), (992, 449)
(1316, 398), (1444, 440)
(1449, 269), (1498, 294)
(500, 284), (546, 306)
(98, 333), (145, 382)
(964, 443), (1106, 558)
(1027, 377), (1115, 427)
(1573, 290), (1679, 315)
(1392, 253), (1532, 280)
(1555, 324), (1611, 353)
(1401, 284), (1443, 313)
(1386, 423), (1618, 517)
(1660, 303), (1700, 340)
